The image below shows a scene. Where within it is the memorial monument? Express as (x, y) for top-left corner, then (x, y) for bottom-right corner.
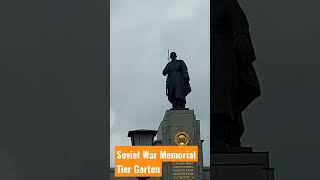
(158, 51), (204, 180)
(211, 0), (275, 179)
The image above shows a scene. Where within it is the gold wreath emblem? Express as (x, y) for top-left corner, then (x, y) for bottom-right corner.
(174, 132), (190, 146)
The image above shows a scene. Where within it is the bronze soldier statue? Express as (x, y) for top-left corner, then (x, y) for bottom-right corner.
(211, 0), (261, 153)
(163, 52), (191, 109)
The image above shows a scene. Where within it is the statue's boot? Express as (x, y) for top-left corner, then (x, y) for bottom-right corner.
(175, 99), (184, 109)
(171, 99), (178, 109)
(227, 113), (244, 148)
(212, 114), (229, 153)
(182, 99), (186, 108)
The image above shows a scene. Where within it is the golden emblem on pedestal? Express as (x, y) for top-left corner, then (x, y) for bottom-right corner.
(174, 132), (190, 146)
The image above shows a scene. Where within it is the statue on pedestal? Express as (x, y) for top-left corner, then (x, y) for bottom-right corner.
(163, 52), (191, 109)
(211, 0), (261, 153)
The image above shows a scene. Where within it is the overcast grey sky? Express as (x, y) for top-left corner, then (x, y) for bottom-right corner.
(110, 0), (210, 166)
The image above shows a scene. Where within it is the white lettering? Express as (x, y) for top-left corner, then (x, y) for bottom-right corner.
(143, 151), (157, 159)
(133, 165), (160, 174)
(116, 150), (140, 159)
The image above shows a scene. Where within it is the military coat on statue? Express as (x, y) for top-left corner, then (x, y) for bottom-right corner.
(211, 0), (261, 151)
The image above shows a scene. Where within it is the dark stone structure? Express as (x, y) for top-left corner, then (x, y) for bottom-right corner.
(157, 110), (203, 180)
(163, 52), (191, 109)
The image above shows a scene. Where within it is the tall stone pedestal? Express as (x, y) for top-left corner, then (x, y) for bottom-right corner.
(211, 151), (275, 180)
(156, 110), (203, 180)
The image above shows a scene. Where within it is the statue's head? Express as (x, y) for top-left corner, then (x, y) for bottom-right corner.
(170, 52), (177, 60)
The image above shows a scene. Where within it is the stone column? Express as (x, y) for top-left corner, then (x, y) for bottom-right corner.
(157, 109), (203, 180)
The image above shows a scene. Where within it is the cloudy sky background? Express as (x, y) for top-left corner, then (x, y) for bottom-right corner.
(110, 0), (210, 166)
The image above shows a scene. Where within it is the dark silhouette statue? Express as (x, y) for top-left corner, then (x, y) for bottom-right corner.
(163, 52), (191, 109)
(211, 0), (261, 153)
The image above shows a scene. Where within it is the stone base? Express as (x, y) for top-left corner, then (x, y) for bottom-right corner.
(157, 110), (203, 180)
(170, 108), (189, 110)
(211, 151), (275, 180)
(225, 147), (253, 153)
